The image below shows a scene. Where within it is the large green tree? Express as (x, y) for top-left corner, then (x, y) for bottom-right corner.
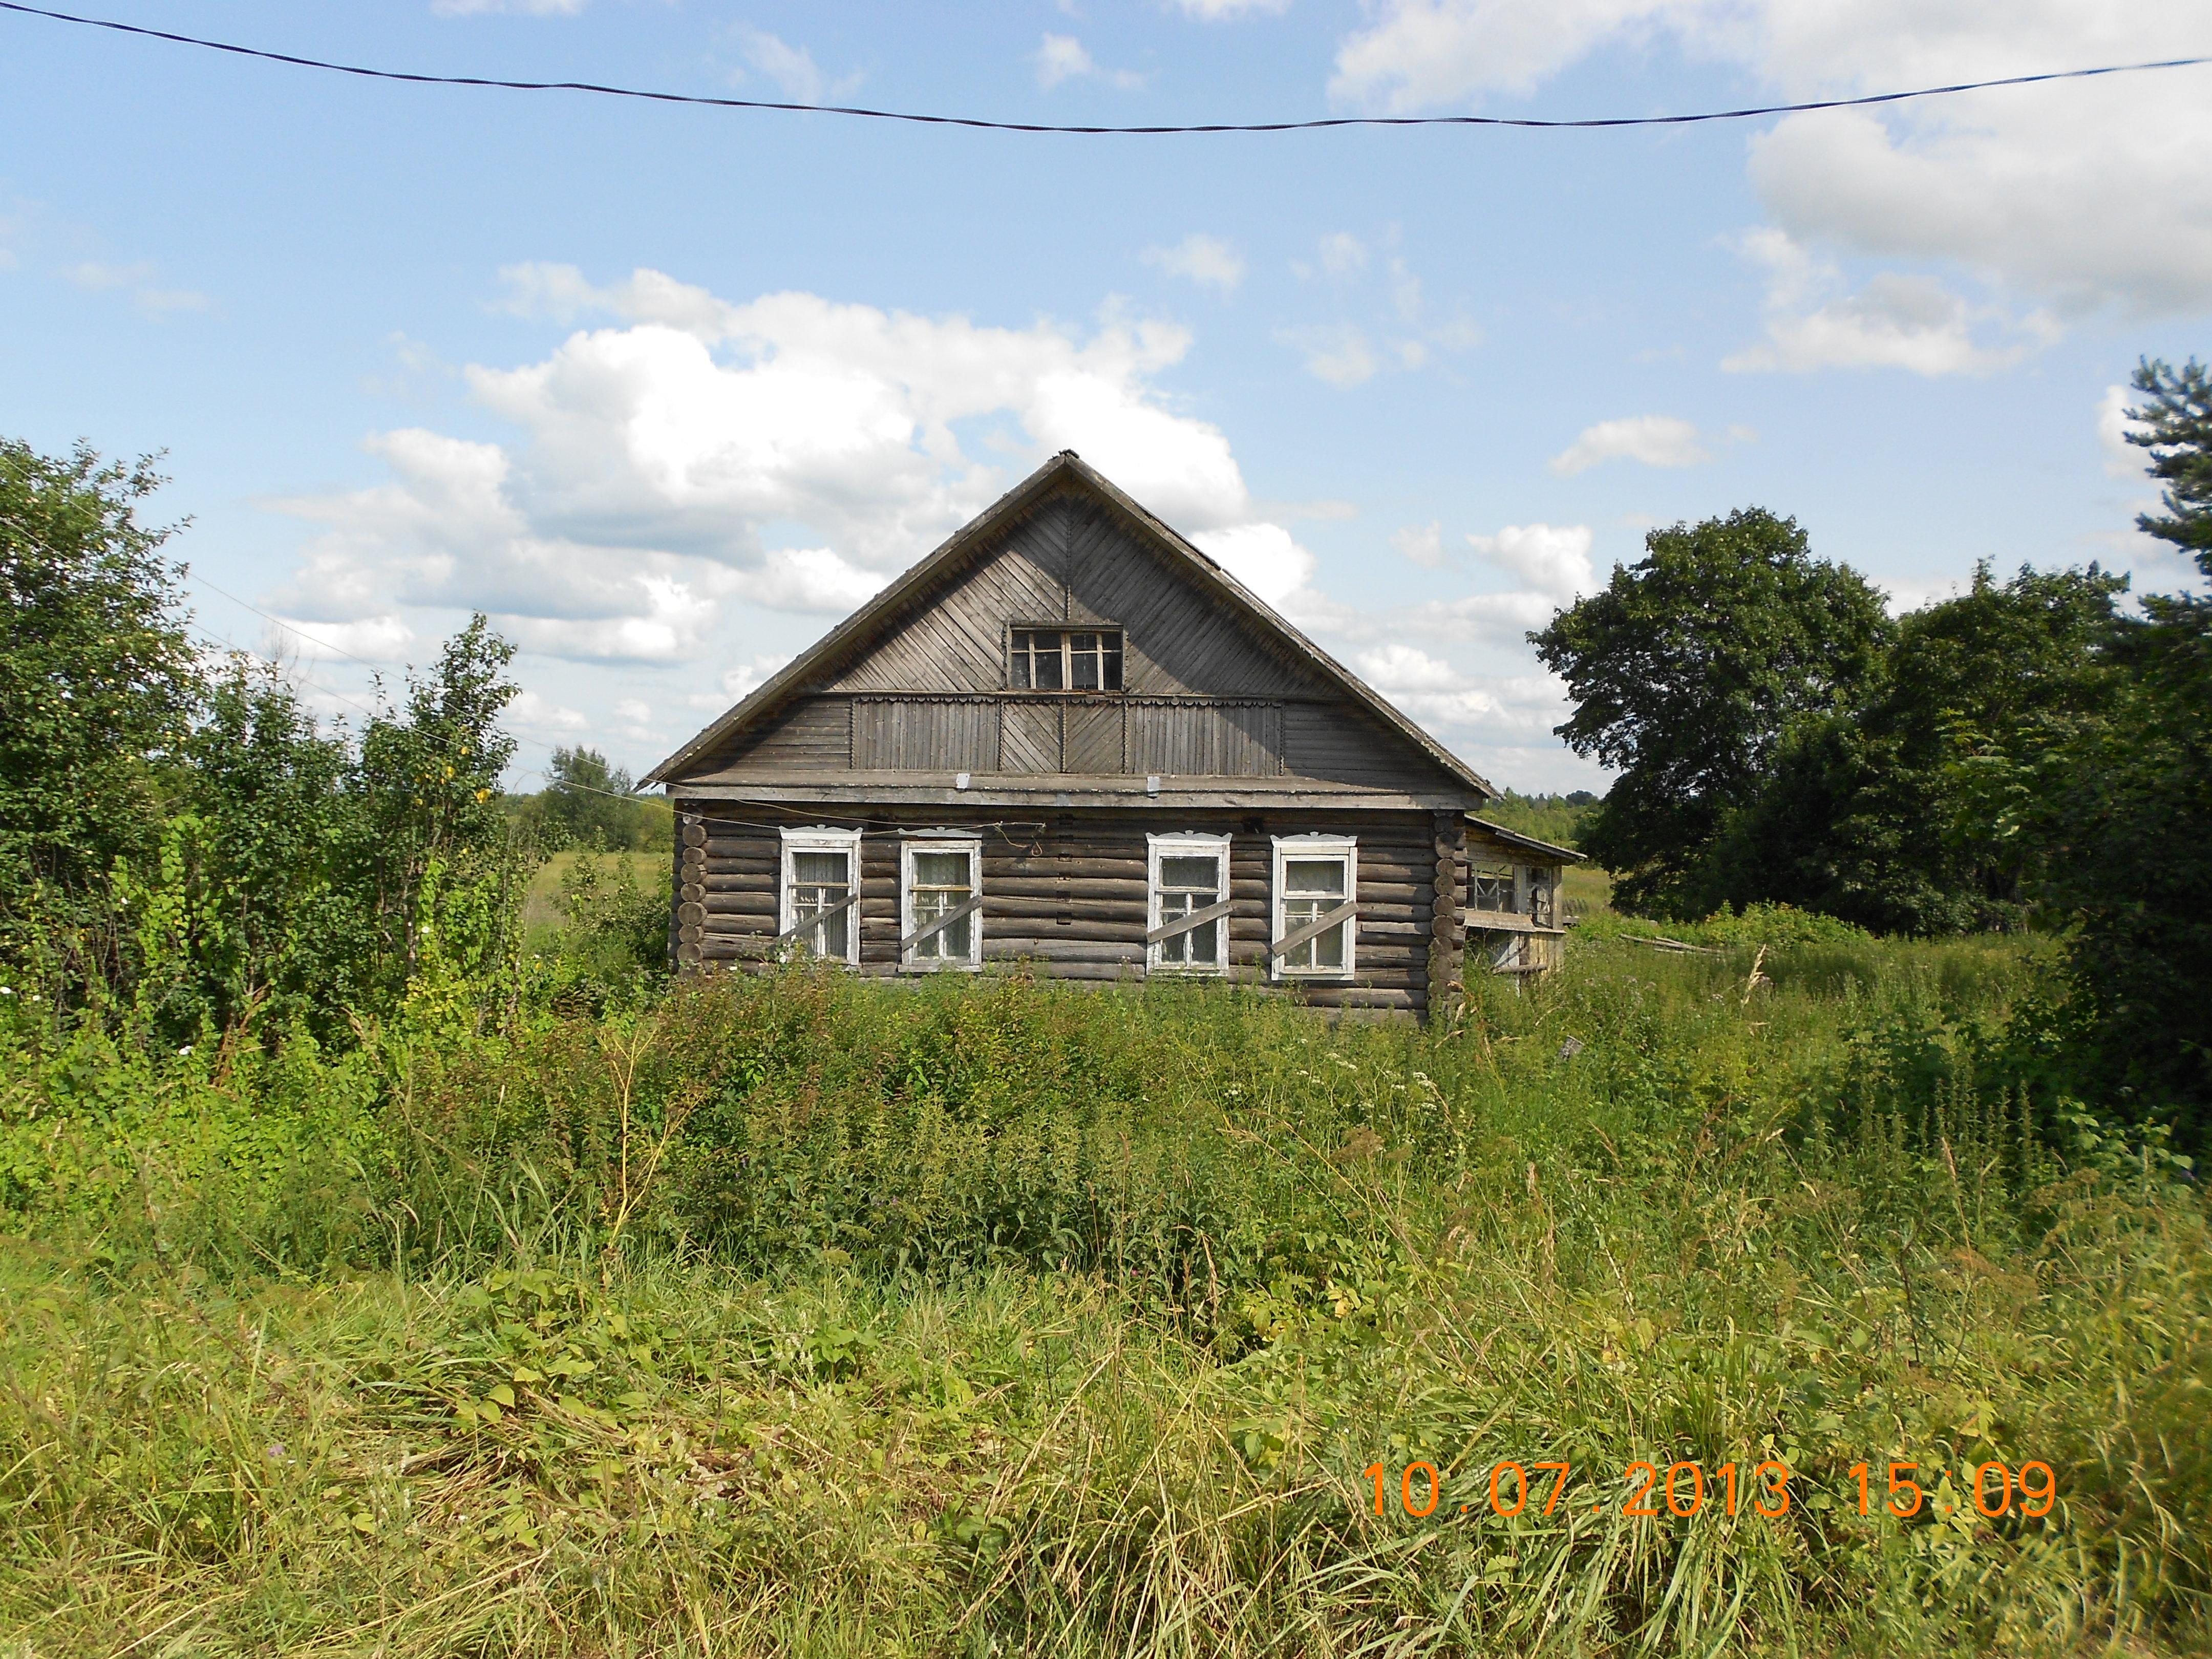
(1530, 508), (1892, 916)
(2009, 359), (2212, 1140)
(1712, 562), (2126, 934)
(0, 441), (197, 943)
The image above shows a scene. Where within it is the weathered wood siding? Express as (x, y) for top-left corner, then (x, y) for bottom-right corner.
(851, 697), (1000, 771)
(999, 701), (1061, 773)
(827, 500), (1069, 694)
(680, 480), (1469, 795)
(715, 696), (850, 771)
(816, 494), (1318, 703)
(671, 802), (1440, 1014)
(1126, 700), (1283, 777)
(1065, 498), (1312, 697)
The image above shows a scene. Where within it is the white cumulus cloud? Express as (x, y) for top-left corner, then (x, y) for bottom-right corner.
(1327, 1), (2212, 321)
(1392, 522), (1446, 568)
(1188, 522), (1322, 615)
(1282, 324), (1379, 388)
(1466, 523), (1594, 602)
(1352, 645), (1572, 745)
(1144, 233), (1245, 293)
(1549, 415), (1712, 476)
(2097, 384), (2151, 480)
(265, 267), (1290, 666)
(1721, 229), (2053, 376)
(731, 27), (845, 104)
(1036, 34), (1145, 91)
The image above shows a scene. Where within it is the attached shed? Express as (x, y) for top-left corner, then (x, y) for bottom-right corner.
(1464, 817), (1585, 975)
(645, 452), (1536, 1020)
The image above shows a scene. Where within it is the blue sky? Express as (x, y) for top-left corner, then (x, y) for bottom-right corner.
(4, 1), (2207, 794)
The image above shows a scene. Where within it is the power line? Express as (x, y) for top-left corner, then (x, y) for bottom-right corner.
(188, 573), (389, 672)
(5, 1), (2208, 136)
(194, 620), (384, 721)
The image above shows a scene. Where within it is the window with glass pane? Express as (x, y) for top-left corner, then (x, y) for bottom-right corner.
(1010, 629), (1062, 690)
(789, 849), (850, 959)
(1156, 854), (1221, 966)
(1010, 627), (1122, 691)
(1282, 858), (1349, 971)
(908, 850), (974, 961)
(1069, 631), (1123, 690)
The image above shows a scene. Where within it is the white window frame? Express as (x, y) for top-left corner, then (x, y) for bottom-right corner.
(1146, 832), (1231, 975)
(779, 826), (863, 966)
(899, 833), (983, 971)
(1270, 834), (1358, 982)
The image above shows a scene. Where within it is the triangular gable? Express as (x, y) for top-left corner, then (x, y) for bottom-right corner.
(644, 452), (1495, 796)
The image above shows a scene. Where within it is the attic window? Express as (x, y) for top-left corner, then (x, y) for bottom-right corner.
(1010, 628), (1123, 692)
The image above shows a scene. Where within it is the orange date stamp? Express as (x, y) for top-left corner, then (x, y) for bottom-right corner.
(1360, 1458), (2058, 1521)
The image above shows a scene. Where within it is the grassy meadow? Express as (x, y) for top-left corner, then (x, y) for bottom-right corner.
(1, 920), (2208, 1656)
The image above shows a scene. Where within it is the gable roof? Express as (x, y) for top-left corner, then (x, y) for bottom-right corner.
(644, 451), (1495, 797)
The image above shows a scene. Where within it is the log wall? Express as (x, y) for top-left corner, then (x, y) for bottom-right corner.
(670, 801), (1443, 1016)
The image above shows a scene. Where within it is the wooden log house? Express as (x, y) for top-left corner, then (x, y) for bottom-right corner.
(644, 452), (1571, 1019)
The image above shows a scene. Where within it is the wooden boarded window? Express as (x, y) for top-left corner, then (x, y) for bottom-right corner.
(900, 835), (982, 970)
(1147, 833), (1229, 973)
(851, 699), (999, 771)
(779, 827), (861, 965)
(1127, 701), (1283, 776)
(1271, 834), (1358, 981)
(1010, 628), (1123, 692)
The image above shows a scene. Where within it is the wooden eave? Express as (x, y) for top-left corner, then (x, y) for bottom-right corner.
(668, 774), (1480, 813)
(643, 451), (1497, 800)
(1466, 815), (1585, 864)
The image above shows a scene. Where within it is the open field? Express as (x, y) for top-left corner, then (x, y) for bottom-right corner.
(2, 929), (2207, 1655)
(522, 850), (671, 933)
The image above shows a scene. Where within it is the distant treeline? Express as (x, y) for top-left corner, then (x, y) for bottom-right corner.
(505, 745), (672, 853)
(1532, 357), (2212, 1139)
(1475, 790), (1597, 850)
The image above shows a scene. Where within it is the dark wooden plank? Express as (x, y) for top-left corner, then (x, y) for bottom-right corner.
(712, 697), (850, 771)
(980, 878), (1147, 901)
(1064, 499), (1312, 698)
(981, 919), (1143, 943)
(852, 699), (1002, 771)
(1063, 701), (1125, 773)
(703, 894), (777, 916)
(1283, 705), (1455, 789)
(984, 939), (1145, 962)
(1000, 701), (1060, 773)
(991, 902), (1159, 929)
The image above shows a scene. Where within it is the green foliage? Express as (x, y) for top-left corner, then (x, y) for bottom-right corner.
(538, 846), (671, 1013)
(2, 944), (2208, 1653)
(1476, 789), (1596, 849)
(509, 743), (673, 852)
(1532, 508), (1892, 916)
(1710, 563), (2128, 935)
(0, 439), (196, 950)
(2129, 355), (2212, 568)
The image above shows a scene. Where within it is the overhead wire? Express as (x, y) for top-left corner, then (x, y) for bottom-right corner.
(4, 0), (2208, 136)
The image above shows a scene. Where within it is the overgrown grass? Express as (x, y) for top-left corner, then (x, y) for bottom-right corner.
(1, 938), (2206, 1654)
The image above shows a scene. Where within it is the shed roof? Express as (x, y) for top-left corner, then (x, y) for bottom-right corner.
(1466, 815), (1586, 864)
(645, 451), (1496, 797)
